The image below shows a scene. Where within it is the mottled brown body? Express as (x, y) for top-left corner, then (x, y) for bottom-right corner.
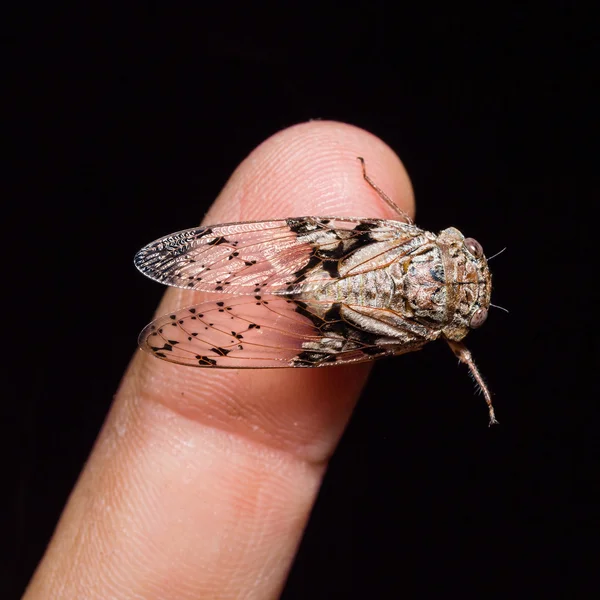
(293, 221), (491, 349)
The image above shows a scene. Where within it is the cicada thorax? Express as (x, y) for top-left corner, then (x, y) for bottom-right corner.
(392, 242), (449, 331)
(385, 226), (492, 343)
(381, 228), (492, 342)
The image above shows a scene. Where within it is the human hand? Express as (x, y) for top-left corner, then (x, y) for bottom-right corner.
(24, 121), (414, 599)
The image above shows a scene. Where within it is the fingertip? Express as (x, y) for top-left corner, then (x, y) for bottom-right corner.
(207, 120), (415, 224)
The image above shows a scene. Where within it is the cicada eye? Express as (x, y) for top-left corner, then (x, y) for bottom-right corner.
(464, 237), (483, 259)
(470, 307), (488, 329)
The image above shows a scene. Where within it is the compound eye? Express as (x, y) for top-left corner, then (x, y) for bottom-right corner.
(470, 307), (488, 329)
(464, 237), (483, 259)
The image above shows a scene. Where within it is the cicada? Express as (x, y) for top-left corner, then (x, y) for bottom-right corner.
(135, 158), (498, 424)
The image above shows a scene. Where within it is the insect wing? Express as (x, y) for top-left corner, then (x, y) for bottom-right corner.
(134, 217), (422, 295)
(138, 296), (401, 368)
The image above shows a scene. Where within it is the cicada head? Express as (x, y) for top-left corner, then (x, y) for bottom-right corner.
(435, 227), (492, 341)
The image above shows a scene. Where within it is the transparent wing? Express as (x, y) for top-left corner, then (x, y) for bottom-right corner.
(134, 217), (424, 295)
(138, 296), (415, 368)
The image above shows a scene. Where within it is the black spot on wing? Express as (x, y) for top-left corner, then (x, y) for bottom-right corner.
(321, 303), (348, 337)
(210, 347), (230, 357)
(353, 222), (379, 232)
(317, 241), (345, 260)
(206, 235), (229, 246)
(361, 345), (389, 356)
(197, 227), (213, 238)
(293, 254), (321, 283)
(196, 355), (217, 366)
(343, 221), (381, 253)
(294, 351), (338, 366)
(321, 260), (339, 279)
(286, 217), (320, 235)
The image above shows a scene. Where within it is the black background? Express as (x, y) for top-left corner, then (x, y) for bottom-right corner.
(5, 4), (596, 598)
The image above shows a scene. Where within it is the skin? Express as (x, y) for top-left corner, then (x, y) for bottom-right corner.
(24, 121), (415, 599)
